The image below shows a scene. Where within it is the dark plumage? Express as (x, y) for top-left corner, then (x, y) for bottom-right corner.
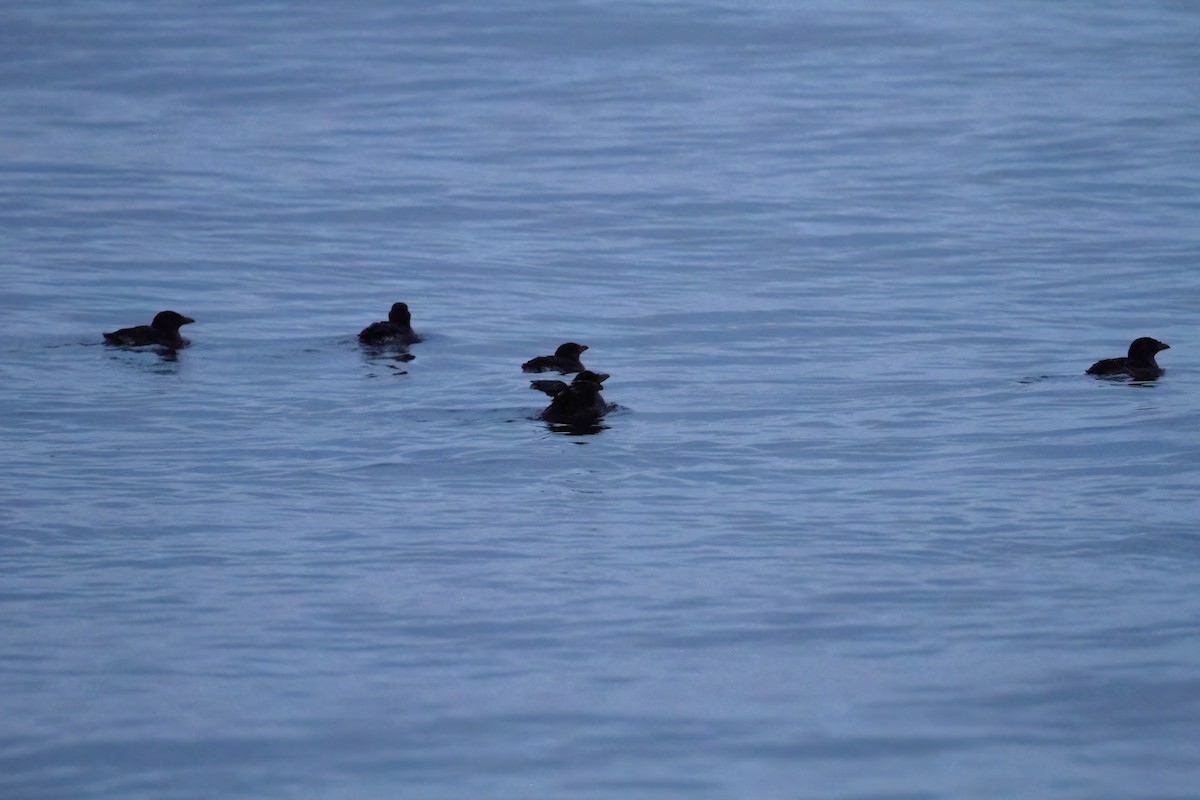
(1086, 337), (1170, 381)
(103, 310), (194, 349)
(521, 342), (588, 374)
(532, 370), (610, 425)
(530, 370), (609, 397)
(359, 302), (421, 346)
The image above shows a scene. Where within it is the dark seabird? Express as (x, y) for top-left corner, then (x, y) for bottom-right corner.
(521, 342), (588, 374)
(103, 310), (194, 349)
(531, 370), (609, 425)
(1086, 337), (1170, 381)
(529, 370), (609, 397)
(359, 302), (421, 346)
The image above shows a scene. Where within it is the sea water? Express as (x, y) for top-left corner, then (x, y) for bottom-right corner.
(2, 2), (1199, 798)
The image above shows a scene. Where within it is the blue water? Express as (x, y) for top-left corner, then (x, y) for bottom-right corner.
(3, 2), (1200, 798)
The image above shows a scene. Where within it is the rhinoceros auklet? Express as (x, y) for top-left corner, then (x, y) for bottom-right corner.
(103, 310), (194, 349)
(1086, 337), (1170, 381)
(529, 370), (609, 397)
(532, 370), (609, 425)
(521, 342), (588, 374)
(359, 302), (421, 346)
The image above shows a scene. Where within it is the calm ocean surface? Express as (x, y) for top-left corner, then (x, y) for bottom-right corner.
(3, 1), (1200, 798)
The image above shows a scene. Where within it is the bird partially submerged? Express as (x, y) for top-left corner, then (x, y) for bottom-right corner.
(522, 342), (588, 374)
(531, 370), (610, 425)
(103, 311), (194, 349)
(1086, 337), (1170, 381)
(359, 302), (421, 346)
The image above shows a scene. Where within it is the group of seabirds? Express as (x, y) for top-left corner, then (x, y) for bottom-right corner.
(103, 302), (616, 428)
(102, 305), (1174, 427)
